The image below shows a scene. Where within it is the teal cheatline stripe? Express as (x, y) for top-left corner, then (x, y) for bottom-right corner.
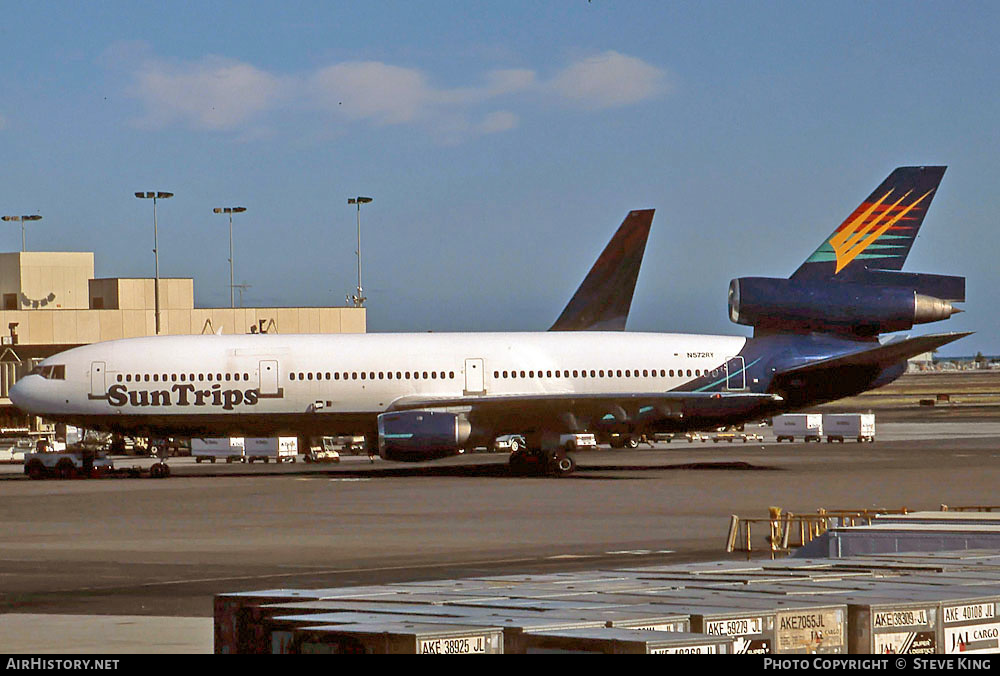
(694, 357), (761, 392)
(382, 433), (414, 439)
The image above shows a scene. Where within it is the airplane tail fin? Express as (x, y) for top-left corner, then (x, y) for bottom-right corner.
(549, 209), (653, 331)
(792, 166), (946, 280)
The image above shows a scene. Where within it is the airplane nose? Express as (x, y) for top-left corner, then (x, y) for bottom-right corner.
(9, 376), (40, 414)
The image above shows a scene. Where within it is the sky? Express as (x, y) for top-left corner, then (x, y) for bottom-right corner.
(0, 1), (996, 355)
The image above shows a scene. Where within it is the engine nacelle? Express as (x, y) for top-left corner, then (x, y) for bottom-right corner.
(377, 410), (472, 462)
(729, 277), (960, 336)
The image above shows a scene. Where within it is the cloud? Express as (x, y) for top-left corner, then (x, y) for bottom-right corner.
(121, 51), (665, 141)
(309, 62), (431, 124)
(131, 56), (288, 130)
(549, 51), (667, 109)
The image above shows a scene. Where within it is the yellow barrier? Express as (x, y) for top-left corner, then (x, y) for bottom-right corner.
(725, 507), (913, 560)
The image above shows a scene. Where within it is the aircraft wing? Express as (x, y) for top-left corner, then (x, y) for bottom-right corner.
(386, 389), (782, 430)
(774, 332), (972, 377)
(549, 209), (653, 331)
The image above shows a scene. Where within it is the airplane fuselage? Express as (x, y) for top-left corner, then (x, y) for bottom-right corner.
(12, 331), (778, 438)
(9, 328), (924, 456)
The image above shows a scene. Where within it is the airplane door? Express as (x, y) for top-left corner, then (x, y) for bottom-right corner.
(464, 358), (485, 395)
(259, 360), (279, 396)
(90, 361), (106, 398)
(725, 356), (746, 391)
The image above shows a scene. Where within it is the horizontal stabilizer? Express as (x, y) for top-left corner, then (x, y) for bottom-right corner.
(549, 209), (653, 331)
(859, 269), (965, 303)
(776, 332), (972, 378)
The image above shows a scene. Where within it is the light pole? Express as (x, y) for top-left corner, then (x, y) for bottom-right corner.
(134, 191), (173, 334)
(213, 206), (246, 308)
(347, 196), (372, 307)
(1, 215), (42, 252)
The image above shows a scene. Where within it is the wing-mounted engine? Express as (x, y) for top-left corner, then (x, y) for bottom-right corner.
(376, 410), (473, 462)
(728, 274), (964, 338)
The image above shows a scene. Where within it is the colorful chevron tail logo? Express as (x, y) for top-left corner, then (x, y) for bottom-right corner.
(828, 187), (935, 274)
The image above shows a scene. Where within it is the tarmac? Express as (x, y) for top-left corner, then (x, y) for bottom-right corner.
(2, 421), (1000, 653)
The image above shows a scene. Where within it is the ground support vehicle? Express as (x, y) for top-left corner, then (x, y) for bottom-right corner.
(302, 437), (342, 463)
(773, 414), (824, 443)
(492, 434), (525, 453)
(0, 435), (34, 463)
(23, 450), (115, 479)
(245, 437), (298, 464)
(560, 433), (597, 452)
(822, 413), (876, 443)
(192, 437), (246, 464)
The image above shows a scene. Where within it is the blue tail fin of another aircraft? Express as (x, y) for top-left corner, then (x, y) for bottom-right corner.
(792, 166), (946, 281)
(550, 209), (653, 331)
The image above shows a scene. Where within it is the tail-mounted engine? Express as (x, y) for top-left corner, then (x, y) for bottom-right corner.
(729, 274), (964, 337)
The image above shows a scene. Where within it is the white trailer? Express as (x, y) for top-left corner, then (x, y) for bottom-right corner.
(192, 437), (246, 463)
(245, 437), (298, 463)
(822, 413), (876, 443)
(773, 414), (823, 442)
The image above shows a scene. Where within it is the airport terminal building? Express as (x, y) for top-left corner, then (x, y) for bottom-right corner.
(0, 251), (365, 430)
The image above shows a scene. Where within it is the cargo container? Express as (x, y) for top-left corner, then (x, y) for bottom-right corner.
(192, 437), (245, 464)
(773, 414), (823, 442)
(843, 593), (940, 654)
(521, 627), (731, 654)
(245, 437), (298, 463)
(823, 413), (876, 443)
(286, 621), (504, 654)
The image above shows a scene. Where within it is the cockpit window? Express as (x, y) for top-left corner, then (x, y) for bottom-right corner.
(29, 364), (66, 380)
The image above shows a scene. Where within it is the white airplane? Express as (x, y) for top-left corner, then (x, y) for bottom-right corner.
(10, 171), (969, 475)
